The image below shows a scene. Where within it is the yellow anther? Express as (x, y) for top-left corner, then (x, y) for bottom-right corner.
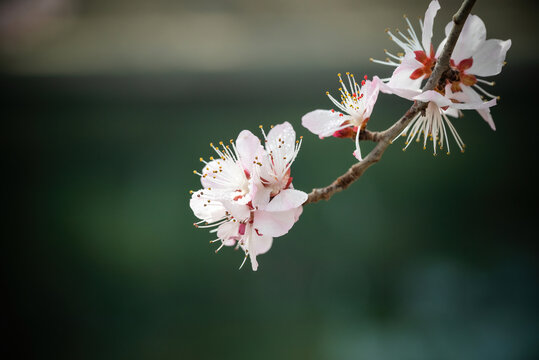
(229, 139), (233, 143)
(326, 91), (329, 95)
(385, 28), (390, 33)
(369, 58), (374, 62)
(209, 156), (214, 160)
(337, 73), (341, 77)
(300, 136), (303, 139)
(199, 157), (204, 162)
(447, 152), (450, 155)
(210, 142), (214, 147)
(193, 170), (197, 174)
(346, 72), (350, 75)
(219, 141), (223, 145)
(189, 190), (193, 194)
(259, 125), (263, 128)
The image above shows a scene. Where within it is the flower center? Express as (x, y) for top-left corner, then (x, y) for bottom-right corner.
(410, 46), (436, 80)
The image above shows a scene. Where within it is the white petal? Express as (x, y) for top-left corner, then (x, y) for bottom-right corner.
(250, 181), (272, 210)
(293, 205), (303, 222)
(413, 90), (453, 107)
(250, 233), (273, 255)
(217, 221), (241, 243)
(236, 130), (263, 172)
(265, 189), (307, 212)
(468, 39), (511, 77)
(200, 159), (246, 191)
(446, 84), (496, 110)
(221, 200), (251, 221)
(253, 208), (298, 237)
(301, 109), (351, 138)
(266, 121), (296, 160)
(362, 76), (381, 119)
(448, 15), (487, 63)
(382, 55), (424, 100)
(458, 85), (497, 130)
(189, 190), (226, 222)
(422, 0), (441, 53)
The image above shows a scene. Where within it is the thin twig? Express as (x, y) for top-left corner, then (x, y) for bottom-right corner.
(305, 0), (477, 204)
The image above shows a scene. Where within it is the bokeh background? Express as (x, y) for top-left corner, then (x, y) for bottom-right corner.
(4, 0), (538, 359)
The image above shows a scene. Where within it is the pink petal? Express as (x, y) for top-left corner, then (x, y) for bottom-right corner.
(422, 0), (441, 53)
(253, 208), (298, 237)
(236, 130), (263, 172)
(361, 76), (381, 119)
(250, 233), (273, 255)
(302, 109), (352, 138)
(265, 189), (308, 212)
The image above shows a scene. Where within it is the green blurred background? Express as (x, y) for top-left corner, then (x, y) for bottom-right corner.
(3, 0), (538, 359)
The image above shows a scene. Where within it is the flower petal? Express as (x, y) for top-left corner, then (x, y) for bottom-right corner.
(361, 76), (381, 119)
(236, 130), (263, 172)
(468, 39), (511, 77)
(447, 15), (487, 63)
(302, 109), (351, 138)
(266, 121), (296, 160)
(221, 199), (251, 221)
(265, 189), (307, 212)
(217, 221), (241, 246)
(421, 0), (441, 53)
(250, 182), (272, 210)
(189, 190), (226, 222)
(250, 233), (273, 255)
(253, 208), (298, 237)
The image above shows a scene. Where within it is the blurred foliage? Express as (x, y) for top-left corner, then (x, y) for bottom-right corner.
(5, 63), (538, 359)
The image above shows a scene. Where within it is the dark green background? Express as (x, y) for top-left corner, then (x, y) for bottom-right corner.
(4, 0), (538, 359)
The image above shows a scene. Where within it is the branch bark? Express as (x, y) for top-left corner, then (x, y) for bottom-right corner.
(305, 0), (477, 204)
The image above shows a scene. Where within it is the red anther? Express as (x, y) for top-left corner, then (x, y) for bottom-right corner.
(331, 109), (335, 113)
(255, 228), (263, 236)
(364, 75), (368, 80)
(339, 113), (344, 117)
(361, 80), (366, 86)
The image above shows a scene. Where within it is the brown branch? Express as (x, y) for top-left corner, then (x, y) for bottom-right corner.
(305, 0), (477, 204)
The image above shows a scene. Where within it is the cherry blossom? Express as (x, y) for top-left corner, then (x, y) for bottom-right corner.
(302, 73), (381, 161)
(373, 0), (510, 152)
(189, 123), (307, 271)
(396, 84), (496, 155)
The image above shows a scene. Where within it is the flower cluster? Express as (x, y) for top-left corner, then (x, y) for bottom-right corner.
(190, 0), (511, 271)
(302, 0), (511, 156)
(190, 122), (307, 271)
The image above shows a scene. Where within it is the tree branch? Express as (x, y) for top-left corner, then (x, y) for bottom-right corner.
(305, 0), (477, 204)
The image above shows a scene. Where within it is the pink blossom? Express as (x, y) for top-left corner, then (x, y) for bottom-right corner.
(302, 73), (381, 161)
(189, 123), (307, 271)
